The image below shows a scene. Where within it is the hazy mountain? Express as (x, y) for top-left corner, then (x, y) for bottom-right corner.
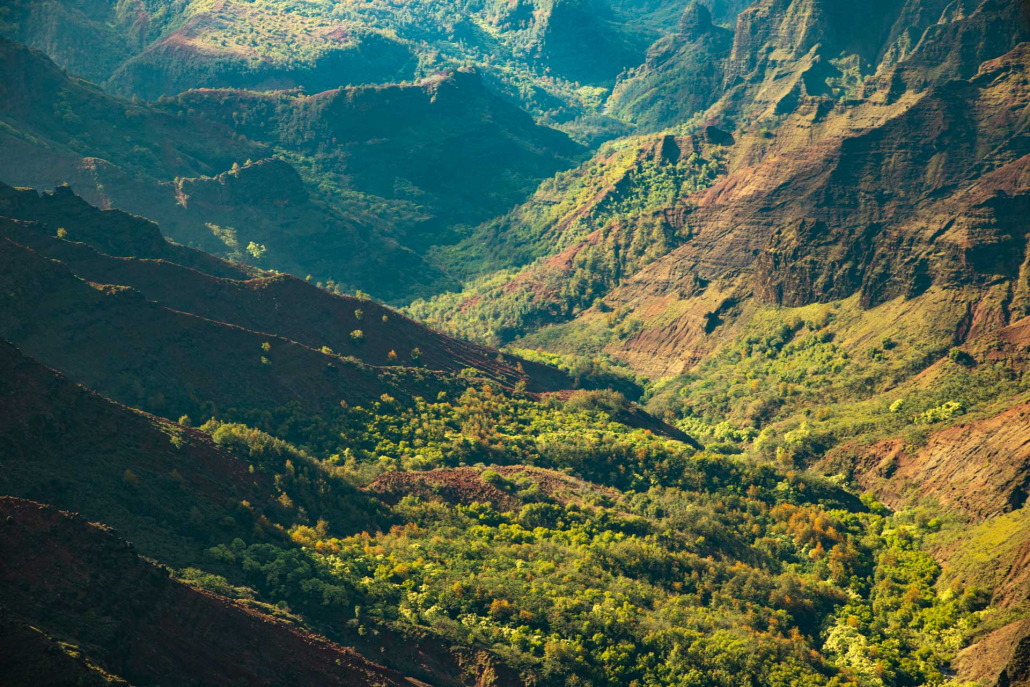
(4, 0), (1030, 684)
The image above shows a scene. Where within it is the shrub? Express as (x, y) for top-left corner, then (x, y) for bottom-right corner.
(920, 401), (964, 424)
(350, 330), (365, 343)
(518, 502), (562, 529)
(949, 347), (975, 366)
(246, 242), (266, 260)
(481, 469), (504, 485)
(563, 389), (626, 415)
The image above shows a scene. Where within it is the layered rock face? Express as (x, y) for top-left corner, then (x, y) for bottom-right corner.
(581, 0), (1030, 378)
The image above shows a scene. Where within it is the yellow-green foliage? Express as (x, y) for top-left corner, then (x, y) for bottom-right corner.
(201, 399), (978, 687)
(176, 365), (991, 685)
(930, 508), (1030, 600)
(652, 293), (1028, 458)
(410, 144), (721, 345)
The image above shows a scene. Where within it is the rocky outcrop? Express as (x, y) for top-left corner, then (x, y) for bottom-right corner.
(839, 400), (1030, 521)
(609, 2), (734, 131)
(954, 618), (1030, 686)
(588, 1), (1030, 377)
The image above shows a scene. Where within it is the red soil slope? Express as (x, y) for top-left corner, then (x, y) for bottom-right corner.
(0, 497), (413, 687)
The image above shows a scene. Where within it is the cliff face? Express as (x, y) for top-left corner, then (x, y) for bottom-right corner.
(557, 0), (1030, 378)
(840, 398), (1030, 522)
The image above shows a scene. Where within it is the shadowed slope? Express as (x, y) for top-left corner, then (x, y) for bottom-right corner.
(0, 497), (413, 687)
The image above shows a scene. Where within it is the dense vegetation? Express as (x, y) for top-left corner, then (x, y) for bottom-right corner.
(3, 0), (1030, 684)
(647, 296), (1030, 464)
(0, 0), (682, 138)
(182, 383), (989, 687)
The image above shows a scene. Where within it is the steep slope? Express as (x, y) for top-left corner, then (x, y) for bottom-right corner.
(0, 497), (413, 687)
(0, 37), (452, 300)
(0, 37), (585, 300)
(802, 313), (1030, 556)
(409, 132), (723, 344)
(0, 36), (260, 181)
(590, 34), (1030, 378)
(954, 617), (1030, 687)
(0, 237), (464, 421)
(107, 157), (454, 302)
(834, 394), (1030, 522)
(0, 339), (387, 566)
(0, 180), (256, 278)
(608, 2), (734, 131)
(0, 186), (571, 392)
(164, 70), (584, 250)
(433, 0), (1030, 376)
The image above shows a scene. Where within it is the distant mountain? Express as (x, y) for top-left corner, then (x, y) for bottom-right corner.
(164, 70), (584, 251)
(0, 37), (583, 301)
(0, 0), (665, 127)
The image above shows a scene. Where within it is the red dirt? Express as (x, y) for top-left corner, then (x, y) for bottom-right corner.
(829, 402), (1030, 522)
(368, 465), (620, 511)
